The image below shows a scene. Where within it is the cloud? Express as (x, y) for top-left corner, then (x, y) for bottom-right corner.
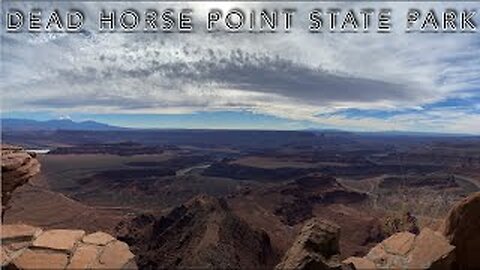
(2, 1), (480, 133)
(24, 48), (424, 108)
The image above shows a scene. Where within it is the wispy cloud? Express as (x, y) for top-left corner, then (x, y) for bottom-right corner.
(2, 1), (480, 133)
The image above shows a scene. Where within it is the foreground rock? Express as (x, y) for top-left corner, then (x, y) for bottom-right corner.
(1, 224), (136, 269)
(443, 191), (480, 269)
(1, 145), (137, 269)
(116, 194), (274, 269)
(275, 218), (342, 270)
(343, 228), (454, 269)
(1, 145), (40, 217)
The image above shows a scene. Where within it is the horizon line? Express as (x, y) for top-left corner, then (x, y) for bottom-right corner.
(2, 117), (479, 136)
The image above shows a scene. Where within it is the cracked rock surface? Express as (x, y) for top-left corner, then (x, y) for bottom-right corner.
(343, 228), (455, 269)
(1, 224), (136, 269)
(1, 145), (137, 269)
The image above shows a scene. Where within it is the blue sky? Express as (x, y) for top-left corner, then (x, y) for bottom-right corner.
(2, 2), (480, 133)
(3, 110), (313, 130)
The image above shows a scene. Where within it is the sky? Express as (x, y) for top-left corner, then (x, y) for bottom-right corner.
(1, 1), (480, 133)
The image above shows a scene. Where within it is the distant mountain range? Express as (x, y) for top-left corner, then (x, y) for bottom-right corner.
(1, 118), (125, 131)
(1, 118), (476, 137)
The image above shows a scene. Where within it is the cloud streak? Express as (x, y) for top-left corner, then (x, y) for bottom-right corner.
(2, 1), (480, 133)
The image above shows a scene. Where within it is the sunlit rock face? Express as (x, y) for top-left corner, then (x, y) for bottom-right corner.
(1, 225), (136, 269)
(341, 193), (480, 270)
(443, 192), (480, 269)
(1, 144), (40, 217)
(343, 228), (455, 270)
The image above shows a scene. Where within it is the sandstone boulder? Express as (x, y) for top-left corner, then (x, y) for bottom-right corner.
(1, 224), (43, 267)
(406, 228), (455, 269)
(443, 191), (480, 269)
(32, 229), (85, 252)
(364, 242), (401, 268)
(82, 231), (115, 246)
(1, 224), (42, 243)
(344, 228), (454, 269)
(275, 218), (342, 270)
(67, 244), (102, 269)
(95, 240), (136, 269)
(381, 231), (415, 256)
(1, 224), (136, 269)
(11, 249), (69, 269)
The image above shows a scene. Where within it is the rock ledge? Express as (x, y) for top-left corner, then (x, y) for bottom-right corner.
(1, 224), (136, 269)
(343, 228), (454, 269)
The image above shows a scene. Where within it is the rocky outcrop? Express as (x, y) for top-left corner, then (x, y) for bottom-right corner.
(1, 224), (136, 269)
(343, 228), (455, 269)
(443, 191), (480, 269)
(1, 145), (40, 217)
(382, 211), (419, 236)
(275, 218), (342, 270)
(116, 194), (274, 269)
(342, 192), (480, 269)
(1, 145), (137, 269)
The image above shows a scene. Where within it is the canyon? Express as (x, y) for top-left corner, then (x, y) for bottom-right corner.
(2, 127), (480, 269)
